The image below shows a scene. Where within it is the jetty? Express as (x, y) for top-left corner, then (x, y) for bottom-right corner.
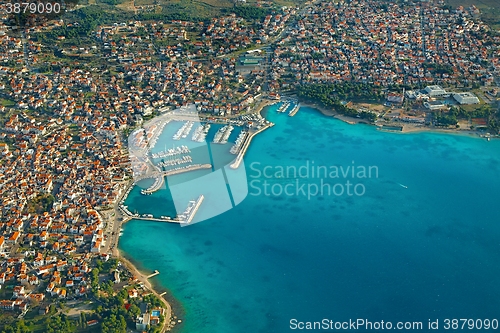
(139, 164), (212, 195)
(173, 121), (194, 140)
(378, 125), (403, 132)
(119, 196), (205, 225)
(230, 123), (273, 169)
(141, 176), (165, 195)
(288, 103), (300, 117)
(278, 101), (290, 113)
(230, 130), (248, 154)
(147, 270), (160, 279)
(179, 195), (204, 225)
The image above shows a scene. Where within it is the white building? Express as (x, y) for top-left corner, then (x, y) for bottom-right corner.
(424, 85), (448, 97)
(453, 92), (480, 105)
(424, 101), (446, 110)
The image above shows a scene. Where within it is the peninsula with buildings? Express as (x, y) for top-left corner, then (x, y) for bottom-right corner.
(0, 0), (499, 331)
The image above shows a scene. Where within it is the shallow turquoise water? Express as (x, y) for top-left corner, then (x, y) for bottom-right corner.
(120, 105), (500, 333)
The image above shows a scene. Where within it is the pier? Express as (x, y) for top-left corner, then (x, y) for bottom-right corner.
(230, 123), (273, 169)
(288, 103), (300, 117)
(147, 270), (160, 279)
(139, 164), (212, 195)
(230, 130), (248, 154)
(141, 176), (165, 195)
(181, 195), (204, 225)
(119, 195), (205, 225)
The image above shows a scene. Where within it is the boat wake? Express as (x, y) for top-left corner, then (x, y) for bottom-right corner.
(398, 183), (408, 189)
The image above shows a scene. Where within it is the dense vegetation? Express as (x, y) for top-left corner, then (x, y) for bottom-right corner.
(422, 63), (454, 75)
(35, 6), (128, 41)
(297, 83), (383, 121)
(230, 6), (270, 20)
(435, 105), (499, 130)
(27, 193), (55, 214)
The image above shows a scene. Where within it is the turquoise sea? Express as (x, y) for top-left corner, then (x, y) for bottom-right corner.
(120, 104), (500, 332)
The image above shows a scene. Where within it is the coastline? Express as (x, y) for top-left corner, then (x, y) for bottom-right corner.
(108, 218), (181, 332)
(104, 101), (275, 332)
(107, 99), (497, 332)
(100, 177), (179, 332)
(117, 247), (181, 332)
(299, 101), (490, 139)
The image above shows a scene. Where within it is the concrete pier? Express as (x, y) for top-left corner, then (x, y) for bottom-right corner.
(182, 195), (204, 225)
(147, 270), (160, 279)
(139, 164), (212, 195)
(230, 123), (273, 169)
(288, 103), (300, 117)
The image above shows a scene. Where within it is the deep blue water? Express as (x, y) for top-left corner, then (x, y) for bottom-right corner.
(120, 105), (500, 332)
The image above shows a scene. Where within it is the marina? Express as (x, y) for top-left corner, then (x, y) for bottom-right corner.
(139, 164), (212, 195)
(230, 123), (274, 169)
(178, 195), (205, 224)
(151, 145), (190, 159)
(121, 195), (205, 225)
(191, 124), (211, 142)
(173, 121), (194, 140)
(213, 125), (234, 144)
(277, 101), (290, 113)
(157, 155), (193, 168)
(230, 130), (248, 154)
(288, 103), (300, 117)
(140, 176), (165, 196)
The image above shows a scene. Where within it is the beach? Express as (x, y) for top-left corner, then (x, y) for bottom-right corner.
(101, 177), (178, 332)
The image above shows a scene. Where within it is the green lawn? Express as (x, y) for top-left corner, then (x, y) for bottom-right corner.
(0, 98), (15, 107)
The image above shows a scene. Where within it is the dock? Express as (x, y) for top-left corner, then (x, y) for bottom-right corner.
(139, 164), (212, 195)
(119, 195), (205, 225)
(147, 270), (160, 279)
(182, 195), (204, 224)
(288, 103), (300, 117)
(230, 123), (273, 169)
(141, 175), (165, 195)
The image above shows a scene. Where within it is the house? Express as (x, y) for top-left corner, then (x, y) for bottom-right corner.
(128, 289), (138, 298)
(29, 275), (39, 285)
(386, 92), (404, 104)
(136, 313), (151, 331)
(150, 308), (164, 326)
(87, 320), (99, 327)
(0, 300), (15, 310)
(0, 143), (8, 154)
(13, 285), (25, 297)
(7, 232), (20, 245)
